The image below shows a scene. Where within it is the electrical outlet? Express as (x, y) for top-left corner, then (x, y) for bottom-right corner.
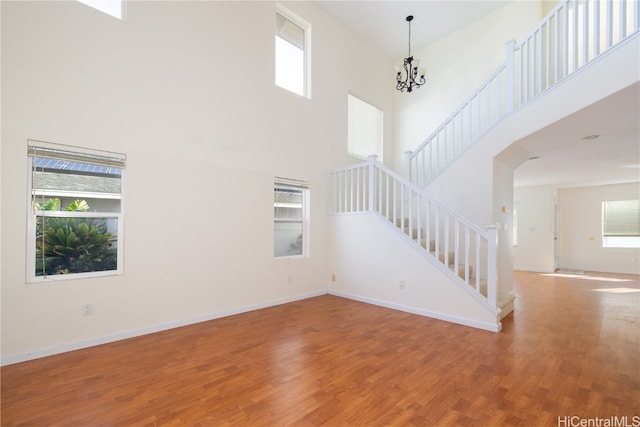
(82, 304), (93, 316)
(399, 280), (406, 290)
(287, 275), (292, 283)
(331, 274), (336, 282)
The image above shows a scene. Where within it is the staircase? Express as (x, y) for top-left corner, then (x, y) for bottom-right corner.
(406, 0), (640, 186)
(329, 0), (639, 331)
(331, 156), (501, 315)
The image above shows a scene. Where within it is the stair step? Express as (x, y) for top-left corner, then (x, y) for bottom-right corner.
(395, 222), (475, 282)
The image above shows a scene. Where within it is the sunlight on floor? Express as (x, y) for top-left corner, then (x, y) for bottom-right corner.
(541, 273), (634, 282)
(592, 288), (640, 294)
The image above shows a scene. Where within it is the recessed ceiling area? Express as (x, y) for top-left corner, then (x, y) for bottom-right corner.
(513, 81), (640, 188)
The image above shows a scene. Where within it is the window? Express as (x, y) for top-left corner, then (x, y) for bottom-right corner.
(27, 140), (126, 282)
(77, 0), (124, 19)
(275, 8), (309, 97)
(274, 179), (309, 257)
(602, 199), (640, 248)
(348, 94), (383, 161)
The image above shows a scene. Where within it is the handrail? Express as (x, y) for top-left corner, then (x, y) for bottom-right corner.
(331, 156), (498, 311)
(406, 0), (640, 187)
(405, 63), (508, 187)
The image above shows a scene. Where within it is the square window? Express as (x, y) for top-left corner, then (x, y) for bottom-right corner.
(602, 199), (640, 248)
(27, 140), (126, 282)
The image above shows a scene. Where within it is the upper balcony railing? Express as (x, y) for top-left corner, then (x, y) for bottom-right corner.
(406, 0), (640, 187)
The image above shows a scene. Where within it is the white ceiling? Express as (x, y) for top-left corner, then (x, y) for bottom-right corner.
(513, 82), (640, 188)
(316, 1), (640, 189)
(316, 1), (508, 59)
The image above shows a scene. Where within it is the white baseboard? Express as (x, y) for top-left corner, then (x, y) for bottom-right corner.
(329, 290), (501, 333)
(1, 290), (327, 366)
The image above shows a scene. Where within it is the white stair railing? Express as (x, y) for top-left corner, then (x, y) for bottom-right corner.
(331, 155), (498, 310)
(406, 0), (640, 186)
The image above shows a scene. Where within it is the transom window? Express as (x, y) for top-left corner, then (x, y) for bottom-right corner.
(275, 8), (310, 97)
(27, 140), (126, 282)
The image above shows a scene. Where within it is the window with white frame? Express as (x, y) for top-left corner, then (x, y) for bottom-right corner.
(348, 94), (383, 161)
(274, 179), (309, 258)
(27, 140), (126, 282)
(275, 8), (309, 97)
(77, 0), (124, 19)
(602, 199), (640, 248)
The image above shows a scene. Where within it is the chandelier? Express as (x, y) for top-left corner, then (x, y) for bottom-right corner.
(396, 15), (426, 93)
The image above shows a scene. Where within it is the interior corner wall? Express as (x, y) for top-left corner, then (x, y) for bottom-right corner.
(0, 0), (394, 363)
(392, 0), (543, 174)
(514, 185), (556, 273)
(327, 214), (499, 331)
(557, 183), (640, 274)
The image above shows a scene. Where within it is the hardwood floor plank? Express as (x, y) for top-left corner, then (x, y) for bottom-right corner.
(2, 271), (639, 426)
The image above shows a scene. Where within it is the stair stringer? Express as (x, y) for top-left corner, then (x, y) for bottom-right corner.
(327, 213), (502, 332)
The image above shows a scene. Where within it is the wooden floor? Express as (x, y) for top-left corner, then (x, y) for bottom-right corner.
(2, 271), (639, 426)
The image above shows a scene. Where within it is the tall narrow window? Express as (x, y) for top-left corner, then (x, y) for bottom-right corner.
(348, 94), (383, 161)
(27, 140), (126, 282)
(602, 200), (640, 248)
(275, 9), (309, 97)
(274, 179), (309, 258)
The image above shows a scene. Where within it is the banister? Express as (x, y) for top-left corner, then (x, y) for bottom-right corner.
(407, 0), (640, 187)
(331, 157), (498, 311)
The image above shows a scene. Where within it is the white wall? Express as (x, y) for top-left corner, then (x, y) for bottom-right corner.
(328, 215), (500, 331)
(0, 1), (394, 363)
(393, 1), (543, 173)
(514, 185), (557, 272)
(558, 183), (640, 274)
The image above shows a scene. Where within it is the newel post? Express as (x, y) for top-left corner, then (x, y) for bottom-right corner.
(368, 155), (377, 213)
(504, 40), (516, 113)
(485, 224), (498, 309)
(404, 150), (413, 182)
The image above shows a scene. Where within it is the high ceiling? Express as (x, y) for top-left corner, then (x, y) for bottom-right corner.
(316, 1), (640, 189)
(315, 1), (508, 59)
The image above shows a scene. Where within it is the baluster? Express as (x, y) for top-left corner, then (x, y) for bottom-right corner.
(475, 233), (481, 292)
(594, 0), (600, 57)
(619, 0), (627, 39)
(583, 0), (589, 66)
(464, 225), (470, 283)
(486, 225), (498, 308)
(572, 0), (579, 71)
(444, 214), (450, 266)
(454, 219), (459, 275)
(606, 0), (613, 49)
(536, 28), (542, 96)
(408, 187), (413, 237)
(544, 19), (550, 90)
(385, 173), (390, 219)
(417, 194), (422, 246)
(425, 200), (430, 252)
(368, 155), (376, 213)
